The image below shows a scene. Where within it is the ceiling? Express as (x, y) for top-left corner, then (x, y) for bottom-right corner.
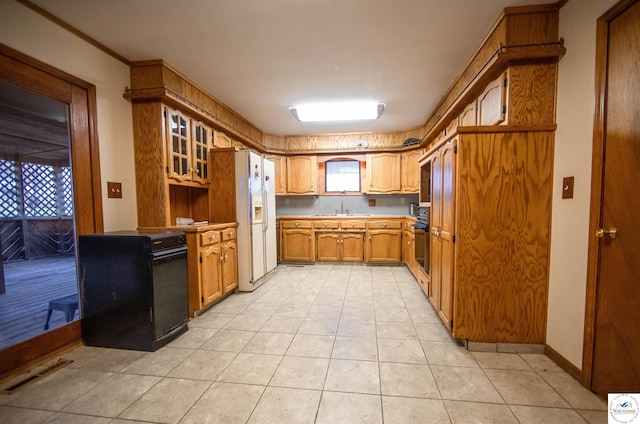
(28, 0), (553, 137)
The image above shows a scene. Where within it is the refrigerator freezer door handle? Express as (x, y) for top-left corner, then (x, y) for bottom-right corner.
(262, 189), (269, 232)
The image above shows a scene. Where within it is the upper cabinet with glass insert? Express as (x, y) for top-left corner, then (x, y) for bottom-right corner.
(165, 107), (211, 185)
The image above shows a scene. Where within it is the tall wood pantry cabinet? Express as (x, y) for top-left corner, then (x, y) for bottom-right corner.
(423, 128), (554, 344)
(413, 3), (565, 346)
(427, 139), (455, 332)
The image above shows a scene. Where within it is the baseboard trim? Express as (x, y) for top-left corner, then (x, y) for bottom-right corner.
(545, 344), (583, 383)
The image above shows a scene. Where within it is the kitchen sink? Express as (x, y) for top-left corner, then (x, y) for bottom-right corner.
(312, 214), (371, 217)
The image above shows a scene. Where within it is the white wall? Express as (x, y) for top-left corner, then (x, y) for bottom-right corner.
(547, 0), (617, 369)
(0, 1), (137, 232)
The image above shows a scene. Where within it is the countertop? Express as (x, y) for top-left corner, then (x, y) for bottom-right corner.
(277, 215), (416, 220)
(139, 222), (238, 233)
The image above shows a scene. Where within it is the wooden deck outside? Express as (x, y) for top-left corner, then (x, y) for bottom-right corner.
(0, 256), (78, 350)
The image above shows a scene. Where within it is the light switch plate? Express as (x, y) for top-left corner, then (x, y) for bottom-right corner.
(107, 181), (122, 198)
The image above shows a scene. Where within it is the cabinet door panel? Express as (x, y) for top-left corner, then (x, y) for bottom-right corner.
(282, 229), (314, 261)
(401, 150), (421, 193)
(191, 121), (211, 184)
(478, 73), (507, 126)
(341, 233), (364, 262)
(459, 100), (478, 127)
(287, 156), (317, 194)
(429, 233), (441, 309)
(316, 233), (340, 261)
(366, 230), (402, 263)
(367, 153), (401, 193)
(429, 149), (443, 310)
(265, 155), (287, 194)
(166, 109), (191, 182)
(201, 244), (222, 305)
(222, 241), (238, 293)
(438, 142), (456, 330)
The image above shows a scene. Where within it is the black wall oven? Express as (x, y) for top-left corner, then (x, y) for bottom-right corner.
(414, 207), (430, 275)
(79, 230), (189, 351)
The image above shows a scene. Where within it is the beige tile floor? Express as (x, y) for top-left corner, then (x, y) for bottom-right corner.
(0, 264), (608, 423)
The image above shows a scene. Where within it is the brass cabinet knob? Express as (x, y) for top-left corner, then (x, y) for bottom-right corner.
(596, 226), (618, 240)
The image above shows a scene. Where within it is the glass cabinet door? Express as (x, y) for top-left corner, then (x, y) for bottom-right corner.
(192, 121), (211, 184)
(167, 109), (191, 181)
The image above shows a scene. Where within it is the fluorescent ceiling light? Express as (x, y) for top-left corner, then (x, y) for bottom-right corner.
(290, 101), (384, 122)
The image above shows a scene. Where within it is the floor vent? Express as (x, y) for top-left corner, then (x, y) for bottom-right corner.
(1, 359), (73, 395)
(286, 264), (306, 268)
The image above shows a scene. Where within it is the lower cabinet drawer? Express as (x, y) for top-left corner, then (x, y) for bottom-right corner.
(200, 230), (220, 246)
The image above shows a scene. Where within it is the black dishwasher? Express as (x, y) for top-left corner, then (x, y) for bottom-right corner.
(79, 230), (189, 351)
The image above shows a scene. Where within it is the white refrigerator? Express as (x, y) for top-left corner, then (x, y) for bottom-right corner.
(235, 150), (278, 291)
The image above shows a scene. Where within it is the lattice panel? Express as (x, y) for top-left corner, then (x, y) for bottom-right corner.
(1, 161), (75, 261)
(0, 159), (19, 218)
(61, 167), (73, 216)
(23, 163), (56, 217)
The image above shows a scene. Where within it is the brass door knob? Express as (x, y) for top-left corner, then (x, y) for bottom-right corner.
(595, 227), (618, 240)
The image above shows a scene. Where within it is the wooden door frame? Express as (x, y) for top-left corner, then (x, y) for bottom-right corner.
(0, 43), (104, 381)
(582, 0), (637, 389)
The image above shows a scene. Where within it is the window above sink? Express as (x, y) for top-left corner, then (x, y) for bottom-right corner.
(325, 159), (361, 193)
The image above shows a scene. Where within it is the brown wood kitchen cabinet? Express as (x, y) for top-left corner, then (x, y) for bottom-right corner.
(340, 233), (365, 262)
(401, 150), (422, 193)
(317, 233), (365, 262)
(132, 102), (212, 228)
(220, 227), (238, 294)
(422, 127), (554, 344)
(425, 139), (455, 332)
(166, 107), (211, 185)
(366, 153), (401, 193)
(365, 219), (402, 263)
(265, 154), (287, 194)
(316, 233), (341, 261)
(403, 219), (417, 274)
(412, 5), (564, 345)
(280, 220), (315, 261)
(316, 219), (364, 262)
(197, 230), (223, 308)
(287, 156), (317, 194)
(477, 72), (507, 126)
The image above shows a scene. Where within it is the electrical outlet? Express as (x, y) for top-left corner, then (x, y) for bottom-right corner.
(285, 198), (289, 205)
(562, 176), (574, 199)
(400, 197), (405, 204)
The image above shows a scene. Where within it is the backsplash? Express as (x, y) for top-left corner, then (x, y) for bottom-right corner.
(276, 194), (419, 216)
